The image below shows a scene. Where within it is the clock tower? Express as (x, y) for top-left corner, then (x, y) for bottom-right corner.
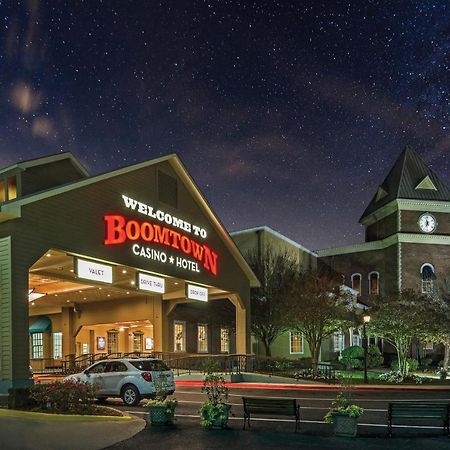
(319, 146), (450, 300)
(359, 146), (450, 293)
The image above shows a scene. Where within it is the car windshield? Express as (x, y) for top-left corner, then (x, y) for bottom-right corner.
(130, 360), (170, 371)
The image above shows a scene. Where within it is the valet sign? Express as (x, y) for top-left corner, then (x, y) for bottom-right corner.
(103, 194), (220, 276)
(77, 258), (113, 284)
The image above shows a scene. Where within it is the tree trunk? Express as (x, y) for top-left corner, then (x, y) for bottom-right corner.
(262, 339), (272, 357)
(443, 342), (450, 372)
(311, 344), (320, 378)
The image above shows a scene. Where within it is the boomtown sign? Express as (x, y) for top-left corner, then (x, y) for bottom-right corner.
(103, 195), (219, 276)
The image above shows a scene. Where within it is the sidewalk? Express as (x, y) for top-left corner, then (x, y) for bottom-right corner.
(0, 409), (145, 450)
(105, 418), (450, 450)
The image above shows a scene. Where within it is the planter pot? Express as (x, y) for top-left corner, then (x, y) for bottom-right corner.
(202, 404), (231, 429)
(211, 404), (231, 429)
(331, 412), (359, 437)
(147, 405), (175, 426)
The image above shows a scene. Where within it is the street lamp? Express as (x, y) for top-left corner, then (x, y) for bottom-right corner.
(363, 314), (371, 384)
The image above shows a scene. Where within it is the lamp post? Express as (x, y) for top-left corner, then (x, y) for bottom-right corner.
(363, 314), (371, 384)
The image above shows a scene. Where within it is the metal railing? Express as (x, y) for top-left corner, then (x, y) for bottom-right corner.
(37, 351), (336, 383)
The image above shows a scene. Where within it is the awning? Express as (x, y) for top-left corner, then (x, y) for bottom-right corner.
(29, 316), (51, 333)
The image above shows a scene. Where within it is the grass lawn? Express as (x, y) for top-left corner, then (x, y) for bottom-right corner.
(336, 369), (450, 385)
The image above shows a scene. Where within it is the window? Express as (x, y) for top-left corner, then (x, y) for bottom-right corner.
(220, 328), (230, 353)
(82, 343), (89, 354)
(350, 329), (362, 347)
(174, 321), (186, 352)
(107, 331), (118, 353)
(130, 360), (170, 371)
(132, 332), (143, 352)
(197, 323), (208, 353)
(31, 333), (44, 359)
(351, 273), (361, 295)
(289, 331), (304, 354)
(158, 171), (178, 207)
(333, 331), (345, 353)
(421, 263), (436, 295)
(52, 332), (63, 359)
(106, 361), (128, 372)
(368, 272), (379, 295)
(7, 176), (17, 200)
(88, 362), (108, 374)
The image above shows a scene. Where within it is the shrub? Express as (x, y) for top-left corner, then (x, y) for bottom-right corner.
(378, 371), (424, 384)
(339, 346), (364, 370)
(8, 387), (35, 409)
(390, 358), (419, 373)
(420, 358), (433, 369)
(30, 381), (98, 414)
(367, 345), (384, 368)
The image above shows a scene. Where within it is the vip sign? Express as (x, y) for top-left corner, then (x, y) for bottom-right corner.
(186, 284), (208, 302)
(77, 258), (113, 283)
(137, 273), (165, 294)
(103, 194), (220, 276)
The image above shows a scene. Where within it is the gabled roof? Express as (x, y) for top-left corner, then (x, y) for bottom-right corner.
(0, 152), (259, 287)
(360, 146), (450, 222)
(0, 152), (89, 177)
(230, 225), (317, 257)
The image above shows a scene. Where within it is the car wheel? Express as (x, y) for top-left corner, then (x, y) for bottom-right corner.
(121, 385), (141, 406)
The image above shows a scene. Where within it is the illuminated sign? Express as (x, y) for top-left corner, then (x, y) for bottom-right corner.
(137, 273), (165, 294)
(77, 258), (113, 283)
(104, 214), (219, 276)
(121, 194), (207, 238)
(186, 284), (208, 302)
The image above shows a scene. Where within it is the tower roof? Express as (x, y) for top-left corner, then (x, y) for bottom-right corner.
(360, 146), (450, 222)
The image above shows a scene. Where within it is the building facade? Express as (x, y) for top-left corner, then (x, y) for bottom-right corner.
(0, 152), (258, 393)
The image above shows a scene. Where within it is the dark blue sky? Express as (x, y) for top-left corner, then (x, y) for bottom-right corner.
(1, 1), (449, 250)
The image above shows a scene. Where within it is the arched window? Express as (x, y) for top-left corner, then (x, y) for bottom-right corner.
(368, 272), (379, 295)
(351, 273), (361, 295)
(421, 263), (436, 294)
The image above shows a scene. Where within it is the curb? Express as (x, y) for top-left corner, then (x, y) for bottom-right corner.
(175, 380), (450, 392)
(0, 408), (133, 422)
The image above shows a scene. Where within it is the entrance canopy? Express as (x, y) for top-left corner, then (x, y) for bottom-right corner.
(29, 316), (51, 333)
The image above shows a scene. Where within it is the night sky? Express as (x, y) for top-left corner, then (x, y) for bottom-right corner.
(1, 1), (449, 251)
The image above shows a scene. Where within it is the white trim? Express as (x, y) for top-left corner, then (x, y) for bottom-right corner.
(230, 226), (317, 256)
(398, 242), (402, 292)
(368, 271), (380, 295)
(318, 233), (450, 257)
(420, 262), (435, 274)
(361, 199), (450, 226)
(174, 320), (186, 353)
(197, 323), (208, 353)
(289, 331), (304, 354)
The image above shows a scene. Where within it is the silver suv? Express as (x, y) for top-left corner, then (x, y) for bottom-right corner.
(65, 358), (175, 406)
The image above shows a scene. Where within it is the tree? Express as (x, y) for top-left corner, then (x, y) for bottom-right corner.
(288, 270), (357, 377)
(368, 290), (429, 377)
(246, 247), (298, 356)
(419, 279), (450, 372)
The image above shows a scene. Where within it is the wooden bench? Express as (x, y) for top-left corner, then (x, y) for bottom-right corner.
(388, 402), (450, 437)
(242, 397), (300, 432)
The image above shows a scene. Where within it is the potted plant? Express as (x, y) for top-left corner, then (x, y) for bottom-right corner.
(437, 367), (448, 380)
(324, 392), (364, 437)
(144, 377), (178, 426)
(199, 364), (230, 429)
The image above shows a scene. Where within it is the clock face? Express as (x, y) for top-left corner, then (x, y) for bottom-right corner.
(418, 213), (437, 233)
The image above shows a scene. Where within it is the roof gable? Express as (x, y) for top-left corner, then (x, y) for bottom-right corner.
(360, 147), (450, 222)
